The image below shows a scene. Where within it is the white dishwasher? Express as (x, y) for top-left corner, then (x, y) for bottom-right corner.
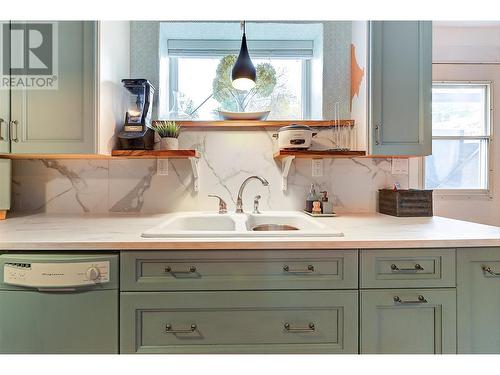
(0, 253), (119, 354)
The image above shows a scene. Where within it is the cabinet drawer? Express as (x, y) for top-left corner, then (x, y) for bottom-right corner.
(360, 249), (455, 288)
(120, 290), (358, 354)
(121, 250), (358, 291)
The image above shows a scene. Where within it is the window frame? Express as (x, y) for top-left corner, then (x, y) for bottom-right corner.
(423, 80), (494, 199)
(166, 40), (313, 120)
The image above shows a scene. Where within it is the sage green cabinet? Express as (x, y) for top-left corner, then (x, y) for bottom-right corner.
(360, 289), (456, 353)
(369, 21), (432, 156)
(9, 21), (97, 154)
(457, 248), (500, 353)
(121, 250), (358, 291)
(120, 290), (358, 354)
(0, 41), (9, 154)
(0, 160), (10, 210)
(360, 249), (456, 288)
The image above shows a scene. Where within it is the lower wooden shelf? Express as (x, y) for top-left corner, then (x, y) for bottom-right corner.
(111, 149), (199, 159)
(273, 149), (367, 192)
(274, 150), (366, 159)
(0, 150), (200, 160)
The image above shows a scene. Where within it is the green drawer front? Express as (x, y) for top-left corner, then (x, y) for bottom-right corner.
(120, 290), (358, 354)
(360, 249), (456, 288)
(121, 250), (358, 291)
(361, 288), (456, 354)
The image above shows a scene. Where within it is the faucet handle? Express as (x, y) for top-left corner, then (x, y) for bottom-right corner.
(253, 195), (262, 214)
(208, 194), (228, 214)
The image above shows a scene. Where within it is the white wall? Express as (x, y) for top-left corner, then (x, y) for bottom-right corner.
(433, 22), (500, 63)
(428, 22), (500, 226)
(98, 21), (131, 154)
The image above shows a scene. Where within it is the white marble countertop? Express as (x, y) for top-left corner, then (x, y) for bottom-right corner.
(1, 212), (500, 250)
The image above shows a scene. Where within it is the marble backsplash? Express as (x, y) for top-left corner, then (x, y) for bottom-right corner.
(11, 130), (409, 214)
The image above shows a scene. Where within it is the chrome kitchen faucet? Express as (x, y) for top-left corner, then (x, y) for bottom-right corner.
(236, 176), (269, 213)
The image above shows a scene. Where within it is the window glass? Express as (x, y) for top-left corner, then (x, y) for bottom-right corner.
(425, 139), (488, 189)
(432, 85), (488, 137)
(174, 56), (305, 120)
(426, 83), (490, 191)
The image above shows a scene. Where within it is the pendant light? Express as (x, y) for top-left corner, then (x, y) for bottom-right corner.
(231, 21), (256, 91)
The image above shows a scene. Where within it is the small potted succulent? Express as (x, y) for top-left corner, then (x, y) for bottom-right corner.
(155, 121), (181, 150)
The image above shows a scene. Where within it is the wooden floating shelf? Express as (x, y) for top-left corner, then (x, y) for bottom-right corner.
(274, 150), (367, 160)
(110, 149), (199, 159)
(175, 120), (354, 128)
(274, 149), (367, 192)
(0, 153), (114, 160)
(0, 150), (200, 160)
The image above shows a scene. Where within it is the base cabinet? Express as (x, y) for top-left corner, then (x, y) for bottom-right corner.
(0, 160), (10, 211)
(360, 289), (456, 354)
(457, 248), (500, 353)
(120, 290), (358, 354)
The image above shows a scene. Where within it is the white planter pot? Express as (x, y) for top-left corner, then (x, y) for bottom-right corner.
(160, 137), (179, 150)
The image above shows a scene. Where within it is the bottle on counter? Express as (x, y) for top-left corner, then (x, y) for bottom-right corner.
(320, 191), (333, 214)
(305, 184), (319, 213)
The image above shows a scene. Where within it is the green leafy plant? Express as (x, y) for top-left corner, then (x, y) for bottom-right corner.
(154, 121), (181, 138)
(212, 55), (277, 112)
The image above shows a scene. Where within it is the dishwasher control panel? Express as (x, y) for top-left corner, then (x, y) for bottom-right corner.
(3, 261), (110, 288)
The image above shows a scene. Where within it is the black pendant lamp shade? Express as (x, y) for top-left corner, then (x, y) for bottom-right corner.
(231, 22), (256, 91)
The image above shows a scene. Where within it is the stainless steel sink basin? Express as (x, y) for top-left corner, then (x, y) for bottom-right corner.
(142, 211), (344, 238)
(251, 224), (299, 231)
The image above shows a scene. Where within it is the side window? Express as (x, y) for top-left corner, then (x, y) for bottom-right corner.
(425, 82), (491, 193)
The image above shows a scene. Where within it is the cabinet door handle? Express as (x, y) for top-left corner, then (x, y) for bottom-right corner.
(375, 123), (382, 145)
(9, 120), (19, 142)
(165, 323), (197, 333)
(165, 265), (197, 274)
(482, 266), (500, 277)
(390, 263), (424, 272)
(0, 118), (4, 141)
(284, 322), (316, 332)
(393, 295), (428, 304)
(283, 265), (315, 273)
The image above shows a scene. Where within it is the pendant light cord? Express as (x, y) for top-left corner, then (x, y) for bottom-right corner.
(241, 20), (245, 35)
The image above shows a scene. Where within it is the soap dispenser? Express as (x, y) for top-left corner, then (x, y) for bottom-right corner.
(320, 191), (333, 214)
(305, 184), (319, 213)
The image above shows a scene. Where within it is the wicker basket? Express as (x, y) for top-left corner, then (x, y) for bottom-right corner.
(378, 189), (433, 217)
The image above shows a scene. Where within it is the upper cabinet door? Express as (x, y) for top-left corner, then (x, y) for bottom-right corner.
(10, 21), (97, 154)
(0, 21), (10, 154)
(369, 21), (432, 156)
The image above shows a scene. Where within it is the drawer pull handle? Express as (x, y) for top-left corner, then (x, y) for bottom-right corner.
(393, 295), (428, 304)
(9, 120), (19, 142)
(482, 266), (500, 277)
(0, 118), (4, 141)
(283, 265), (315, 273)
(165, 266), (197, 274)
(284, 322), (315, 332)
(165, 323), (197, 333)
(390, 263), (424, 272)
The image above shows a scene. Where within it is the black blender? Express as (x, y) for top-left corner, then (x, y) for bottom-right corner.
(118, 79), (155, 150)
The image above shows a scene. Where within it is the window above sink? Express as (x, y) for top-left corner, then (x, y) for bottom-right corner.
(158, 22), (326, 121)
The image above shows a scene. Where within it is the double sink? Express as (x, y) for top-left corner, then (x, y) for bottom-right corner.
(142, 211), (344, 238)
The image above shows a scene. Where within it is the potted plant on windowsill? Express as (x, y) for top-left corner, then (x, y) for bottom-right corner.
(154, 121), (181, 150)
